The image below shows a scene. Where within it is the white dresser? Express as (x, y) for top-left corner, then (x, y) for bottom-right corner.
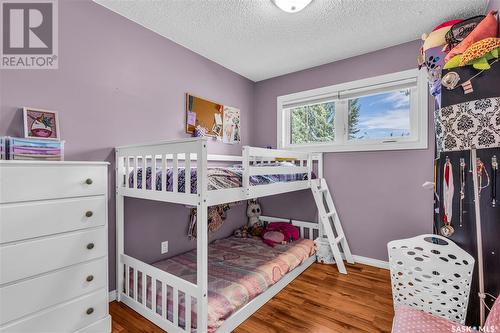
(0, 161), (111, 333)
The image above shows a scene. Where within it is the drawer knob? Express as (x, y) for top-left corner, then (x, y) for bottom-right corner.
(85, 178), (93, 185)
(86, 275), (94, 282)
(86, 307), (94, 315)
(86, 243), (95, 250)
(85, 211), (93, 218)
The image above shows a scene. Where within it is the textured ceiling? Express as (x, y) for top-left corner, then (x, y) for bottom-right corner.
(95, 0), (488, 82)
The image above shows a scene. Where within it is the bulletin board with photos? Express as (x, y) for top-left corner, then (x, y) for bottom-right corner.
(185, 93), (241, 144)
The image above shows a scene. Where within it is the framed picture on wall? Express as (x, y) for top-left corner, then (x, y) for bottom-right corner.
(23, 107), (61, 140)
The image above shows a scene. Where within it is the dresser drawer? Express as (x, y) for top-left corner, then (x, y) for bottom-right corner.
(0, 196), (106, 244)
(0, 228), (106, 285)
(0, 164), (106, 203)
(0, 257), (107, 325)
(0, 289), (108, 333)
(74, 315), (111, 333)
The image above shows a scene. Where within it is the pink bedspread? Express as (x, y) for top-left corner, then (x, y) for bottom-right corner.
(130, 236), (315, 332)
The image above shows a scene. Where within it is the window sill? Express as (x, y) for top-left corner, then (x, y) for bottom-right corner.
(280, 139), (428, 153)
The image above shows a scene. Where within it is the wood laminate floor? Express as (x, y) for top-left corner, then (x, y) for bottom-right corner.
(110, 263), (394, 333)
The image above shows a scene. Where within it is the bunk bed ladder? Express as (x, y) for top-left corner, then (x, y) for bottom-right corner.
(311, 178), (354, 274)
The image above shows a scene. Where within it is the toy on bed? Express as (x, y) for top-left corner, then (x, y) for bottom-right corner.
(233, 199), (265, 238)
(247, 199), (261, 227)
(262, 222), (299, 247)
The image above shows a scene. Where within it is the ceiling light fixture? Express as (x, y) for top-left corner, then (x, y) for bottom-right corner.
(272, 0), (312, 13)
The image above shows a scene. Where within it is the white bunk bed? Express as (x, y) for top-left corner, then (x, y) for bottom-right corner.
(115, 137), (342, 333)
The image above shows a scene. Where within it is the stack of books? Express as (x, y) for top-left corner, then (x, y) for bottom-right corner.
(2, 137), (65, 161)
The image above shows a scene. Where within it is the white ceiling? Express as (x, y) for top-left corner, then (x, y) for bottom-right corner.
(95, 0), (488, 82)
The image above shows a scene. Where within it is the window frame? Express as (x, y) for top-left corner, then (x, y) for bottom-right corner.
(277, 69), (428, 152)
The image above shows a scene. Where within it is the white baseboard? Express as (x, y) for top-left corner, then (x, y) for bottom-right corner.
(334, 253), (389, 270)
(351, 255), (389, 269)
(109, 290), (117, 303)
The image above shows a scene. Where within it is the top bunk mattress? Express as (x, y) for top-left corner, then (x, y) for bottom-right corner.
(147, 236), (315, 332)
(129, 165), (313, 192)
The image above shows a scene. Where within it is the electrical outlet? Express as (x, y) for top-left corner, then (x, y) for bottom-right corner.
(161, 241), (168, 254)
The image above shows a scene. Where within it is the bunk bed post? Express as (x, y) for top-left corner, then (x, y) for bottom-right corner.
(242, 146), (250, 196)
(115, 150), (125, 302)
(316, 153), (324, 179)
(196, 138), (209, 331)
(311, 153), (323, 227)
(307, 154), (313, 185)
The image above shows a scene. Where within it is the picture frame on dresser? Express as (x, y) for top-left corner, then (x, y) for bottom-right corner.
(23, 107), (61, 140)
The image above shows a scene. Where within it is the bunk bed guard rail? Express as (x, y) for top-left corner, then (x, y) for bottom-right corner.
(115, 138), (322, 205)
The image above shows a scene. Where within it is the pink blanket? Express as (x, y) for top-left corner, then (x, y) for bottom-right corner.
(129, 236), (315, 332)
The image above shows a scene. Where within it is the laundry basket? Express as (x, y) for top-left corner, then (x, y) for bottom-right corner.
(388, 234), (474, 324)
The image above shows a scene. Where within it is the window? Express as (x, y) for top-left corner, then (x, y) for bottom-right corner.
(290, 101), (335, 144)
(278, 69), (428, 152)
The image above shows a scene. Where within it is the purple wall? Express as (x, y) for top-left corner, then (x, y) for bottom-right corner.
(252, 40), (435, 261)
(0, 0), (253, 290)
(489, 0), (500, 17)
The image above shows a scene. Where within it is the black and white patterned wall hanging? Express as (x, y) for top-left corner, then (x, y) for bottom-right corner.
(435, 97), (500, 152)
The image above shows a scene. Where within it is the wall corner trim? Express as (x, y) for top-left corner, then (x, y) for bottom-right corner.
(109, 290), (117, 303)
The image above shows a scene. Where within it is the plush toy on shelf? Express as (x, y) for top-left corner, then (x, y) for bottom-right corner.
(442, 11), (499, 71)
(418, 19), (463, 102)
(444, 11), (498, 63)
(444, 37), (500, 70)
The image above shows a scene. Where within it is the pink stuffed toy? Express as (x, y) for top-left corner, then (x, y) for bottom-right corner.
(262, 222), (299, 247)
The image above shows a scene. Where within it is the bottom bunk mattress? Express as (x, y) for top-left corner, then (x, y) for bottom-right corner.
(132, 236), (315, 332)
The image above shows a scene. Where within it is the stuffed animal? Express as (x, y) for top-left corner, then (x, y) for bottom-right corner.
(418, 19), (462, 101)
(444, 38), (500, 70)
(247, 199), (262, 228)
(234, 199), (265, 238)
(233, 225), (250, 238)
(250, 224), (264, 237)
(233, 223), (264, 238)
(262, 222), (300, 247)
(445, 11), (498, 63)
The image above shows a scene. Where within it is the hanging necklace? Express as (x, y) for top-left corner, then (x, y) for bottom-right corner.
(476, 158), (490, 197)
(442, 157), (455, 237)
(492, 155), (497, 207)
(459, 158), (466, 227)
